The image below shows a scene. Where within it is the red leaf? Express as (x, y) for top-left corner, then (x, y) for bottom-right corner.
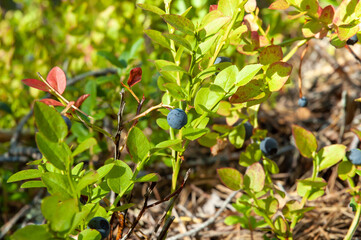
(209, 5), (218, 12)
(39, 99), (64, 106)
(74, 94), (90, 108)
(22, 79), (50, 92)
(127, 67), (142, 87)
(46, 66), (67, 94)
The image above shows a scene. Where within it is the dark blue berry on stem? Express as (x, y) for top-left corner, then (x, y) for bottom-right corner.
(62, 115), (71, 131)
(244, 122), (253, 140)
(167, 108), (187, 129)
(260, 137), (278, 156)
(346, 149), (361, 165)
(214, 56), (231, 65)
(88, 217), (110, 239)
(298, 97), (308, 107)
(346, 34), (358, 45)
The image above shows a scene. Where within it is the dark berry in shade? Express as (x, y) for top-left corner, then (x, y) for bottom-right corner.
(346, 34), (358, 45)
(62, 115), (71, 131)
(346, 149), (361, 165)
(298, 96), (308, 107)
(244, 122), (253, 140)
(214, 56), (231, 65)
(88, 217), (110, 239)
(167, 108), (188, 129)
(260, 137), (278, 156)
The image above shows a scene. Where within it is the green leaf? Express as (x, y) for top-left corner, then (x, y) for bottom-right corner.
(163, 83), (186, 100)
(11, 225), (52, 240)
(302, 21), (323, 38)
(42, 172), (74, 199)
(338, 160), (356, 180)
(239, 143), (262, 167)
(137, 3), (165, 15)
(36, 132), (72, 171)
(214, 65), (238, 93)
(21, 181), (45, 188)
(156, 118), (170, 130)
(297, 177), (327, 200)
(218, 0), (239, 17)
(127, 127), (150, 163)
(153, 139), (184, 152)
(228, 125), (245, 149)
(78, 229), (102, 240)
(76, 170), (99, 192)
(106, 160), (133, 195)
(198, 132), (219, 147)
(155, 60), (178, 83)
(97, 163), (115, 179)
(110, 203), (135, 212)
(197, 33), (219, 56)
(163, 33), (193, 51)
(236, 64), (262, 87)
(244, 162), (265, 192)
(292, 124), (317, 158)
(182, 128), (209, 141)
(161, 14), (195, 35)
(266, 62), (292, 92)
(134, 173), (159, 182)
(41, 196), (78, 232)
(159, 64), (187, 73)
(144, 29), (171, 49)
(217, 168), (243, 190)
(34, 102), (67, 142)
(199, 16), (230, 39)
(97, 51), (126, 68)
(263, 158), (279, 174)
(194, 85), (224, 114)
(224, 215), (243, 225)
(318, 144), (346, 171)
(259, 45), (283, 65)
(274, 216), (289, 236)
(72, 137), (97, 157)
(72, 162), (84, 175)
(7, 169), (42, 183)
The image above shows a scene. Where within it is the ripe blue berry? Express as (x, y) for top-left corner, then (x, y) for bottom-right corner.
(214, 56), (231, 65)
(346, 34), (358, 45)
(260, 137), (278, 156)
(244, 122), (253, 140)
(167, 108), (187, 129)
(346, 149), (361, 165)
(298, 97), (308, 107)
(88, 217), (110, 239)
(62, 115), (71, 131)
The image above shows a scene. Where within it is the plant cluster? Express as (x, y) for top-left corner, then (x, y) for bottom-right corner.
(4, 0), (361, 239)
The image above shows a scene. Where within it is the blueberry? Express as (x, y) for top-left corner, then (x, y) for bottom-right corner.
(214, 56), (231, 65)
(298, 97), (308, 107)
(346, 149), (361, 165)
(260, 137), (278, 156)
(62, 115), (71, 131)
(346, 34), (358, 45)
(244, 122), (253, 140)
(88, 217), (110, 239)
(167, 108), (187, 129)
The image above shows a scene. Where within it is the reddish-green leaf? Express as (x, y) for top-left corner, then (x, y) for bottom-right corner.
(292, 124), (317, 158)
(266, 61), (292, 92)
(46, 66), (66, 94)
(75, 94), (90, 108)
(318, 144), (346, 171)
(127, 67), (142, 87)
(259, 45), (283, 65)
(22, 79), (50, 92)
(229, 79), (264, 103)
(269, 0), (290, 10)
(319, 5), (335, 24)
(300, 0), (319, 18)
(217, 168), (243, 190)
(39, 99), (64, 106)
(244, 162), (265, 192)
(209, 5), (218, 12)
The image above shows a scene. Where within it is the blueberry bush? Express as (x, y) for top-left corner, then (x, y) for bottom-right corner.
(2, 0), (361, 239)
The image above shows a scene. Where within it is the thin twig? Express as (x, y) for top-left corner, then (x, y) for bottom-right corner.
(345, 45), (361, 64)
(157, 216), (175, 240)
(298, 43), (309, 98)
(166, 190), (240, 240)
(123, 104), (173, 125)
(115, 89), (126, 160)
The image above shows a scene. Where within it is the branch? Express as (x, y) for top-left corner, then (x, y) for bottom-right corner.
(114, 89), (126, 160)
(123, 103), (173, 125)
(166, 190), (240, 240)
